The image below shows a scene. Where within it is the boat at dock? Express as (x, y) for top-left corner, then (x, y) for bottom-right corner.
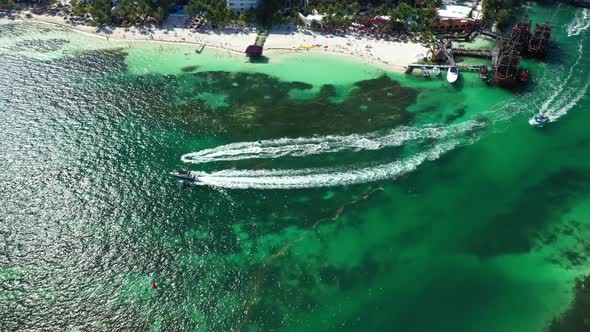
(528, 23), (552, 58)
(479, 66), (489, 82)
(529, 114), (550, 127)
(494, 49), (521, 88)
(511, 20), (532, 53)
(171, 170), (202, 183)
(447, 66), (458, 83)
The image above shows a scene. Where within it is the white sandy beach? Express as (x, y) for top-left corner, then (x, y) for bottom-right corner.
(4, 13), (428, 72)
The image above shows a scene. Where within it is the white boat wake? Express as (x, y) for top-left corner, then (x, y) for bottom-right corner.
(538, 40), (583, 115)
(567, 9), (590, 37)
(177, 11), (590, 189)
(537, 37), (589, 122)
(547, 78), (590, 121)
(187, 140), (463, 189)
(181, 121), (483, 164)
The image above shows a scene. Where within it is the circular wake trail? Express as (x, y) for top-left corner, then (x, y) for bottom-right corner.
(181, 121), (483, 164)
(189, 140), (462, 189)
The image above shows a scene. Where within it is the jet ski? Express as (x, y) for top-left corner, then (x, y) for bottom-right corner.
(529, 114), (550, 127)
(171, 170), (201, 183)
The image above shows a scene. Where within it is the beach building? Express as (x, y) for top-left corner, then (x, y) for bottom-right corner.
(298, 10), (324, 28)
(432, 4), (483, 34)
(226, 0), (260, 12)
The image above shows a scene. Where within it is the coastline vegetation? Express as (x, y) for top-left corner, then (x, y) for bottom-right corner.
(482, 0), (513, 28)
(68, 0), (171, 26)
(301, 0), (440, 38)
(1, 0), (521, 37)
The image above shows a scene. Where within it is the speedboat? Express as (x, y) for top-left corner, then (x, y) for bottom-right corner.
(529, 114), (550, 127)
(433, 67), (441, 76)
(447, 66), (458, 83)
(171, 170), (201, 183)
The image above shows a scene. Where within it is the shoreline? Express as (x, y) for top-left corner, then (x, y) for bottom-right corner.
(2, 14), (427, 73)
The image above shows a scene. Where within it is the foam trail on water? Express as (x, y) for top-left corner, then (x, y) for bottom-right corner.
(548, 78), (590, 121)
(538, 36), (589, 121)
(189, 140), (462, 189)
(182, 121), (483, 164)
(539, 40), (584, 115)
(567, 9), (590, 37)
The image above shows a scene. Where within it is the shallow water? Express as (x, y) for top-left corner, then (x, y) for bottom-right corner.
(1, 4), (590, 331)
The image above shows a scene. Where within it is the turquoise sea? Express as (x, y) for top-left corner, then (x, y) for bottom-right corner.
(1, 3), (590, 331)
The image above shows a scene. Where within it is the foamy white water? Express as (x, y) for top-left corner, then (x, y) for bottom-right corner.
(188, 140), (462, 189)
(548, 78), (590, 121)
(539, 40), (584, 115)
(181, 121), (483, 164)
(567, 9), (590, 37)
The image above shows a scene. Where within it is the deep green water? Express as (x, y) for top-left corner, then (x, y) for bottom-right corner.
(1, 4), (590, 331)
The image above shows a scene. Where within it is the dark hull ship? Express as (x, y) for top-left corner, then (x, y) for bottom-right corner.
(511, 20), (532, 53)
(528, 23), (552, 58)
(494, 53), (521, 87)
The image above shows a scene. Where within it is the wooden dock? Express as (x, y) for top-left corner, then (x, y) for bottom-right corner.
(195, 43), (206, 54)
(442, 39), (456, 66)
(406, 64), (485, 73)
(491, 38), (507, 68)
(453, 48), (493, 58)
(480, 31), (500, 39)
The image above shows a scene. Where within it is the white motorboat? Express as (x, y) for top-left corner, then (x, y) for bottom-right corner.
(447, 66), (459, 83)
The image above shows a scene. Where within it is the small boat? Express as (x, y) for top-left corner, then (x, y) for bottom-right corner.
(529, 114), (550, 127)
(433, 67), (441, 76)
(447, 66), (459, 83)
(479, 66), (489, 81)
(171, 170), (202, 183)
(421, 66), (430, 78)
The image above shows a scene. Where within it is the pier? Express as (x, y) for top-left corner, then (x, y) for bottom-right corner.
(480, 31), (500, 39)
(405, 16), (550, 87)
(442, 39), (456, 66)
(195, 43), (206, 54)
(405, 64), (486, 74)
(453, 48), (493, 58)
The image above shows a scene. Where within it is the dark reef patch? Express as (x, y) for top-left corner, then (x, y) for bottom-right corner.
(463, 167), (590, 259)
(11, 38), (70, 53)
(445, 108), (466, 124)
(122, 72), (418, 140)
(181, 65), (200, 72)
(549, 274), (590, 332)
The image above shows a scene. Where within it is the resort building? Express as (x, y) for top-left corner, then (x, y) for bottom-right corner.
(226, 0), (260, 12)
(431, 4), (483, 34)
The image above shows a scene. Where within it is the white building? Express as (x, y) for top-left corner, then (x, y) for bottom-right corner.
(227, 0), (260, 12)
(437, 4), (482, 20)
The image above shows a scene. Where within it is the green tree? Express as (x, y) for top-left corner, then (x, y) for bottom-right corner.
(187, 0), (236, 27)
(90, 0), (112, 26)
